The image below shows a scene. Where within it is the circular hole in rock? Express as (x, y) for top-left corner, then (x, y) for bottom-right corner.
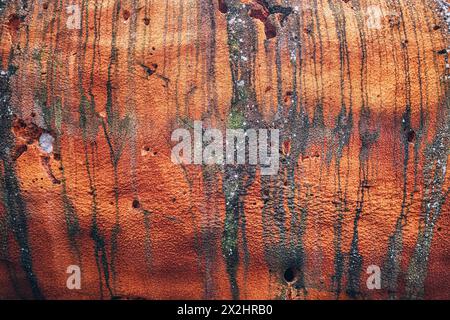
(132, 199), (141, 209)
(283, 267), (296, 283)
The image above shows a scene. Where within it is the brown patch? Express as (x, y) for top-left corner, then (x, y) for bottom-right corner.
(12, 117), (43, 145)
(407, 129), (416, 143)
(282, 140), (291, 156)
(123, 9), (131, 21)
(12, 144), (28, 161)
(218, 0), (228, 14)
(264, 20), (277, 39)
(248, 2), (269, 22)
(7, 14), (22, 32)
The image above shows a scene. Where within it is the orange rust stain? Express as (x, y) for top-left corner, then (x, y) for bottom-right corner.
(0, 0), (448, 300)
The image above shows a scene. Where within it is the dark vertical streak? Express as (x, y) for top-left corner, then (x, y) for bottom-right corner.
(0, 58), (44, 300)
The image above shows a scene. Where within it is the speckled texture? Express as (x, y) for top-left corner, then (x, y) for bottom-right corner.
(0, 0), (448, 300)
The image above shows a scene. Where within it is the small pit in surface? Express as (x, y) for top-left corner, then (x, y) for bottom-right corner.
(283, 267), (296, 283)
(132, 199), (141, 209)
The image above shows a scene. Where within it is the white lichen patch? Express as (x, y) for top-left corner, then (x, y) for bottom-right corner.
(39, 133), (55, 154)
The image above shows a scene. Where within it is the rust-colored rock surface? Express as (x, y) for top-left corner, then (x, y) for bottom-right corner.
(0, 0), (448, 300)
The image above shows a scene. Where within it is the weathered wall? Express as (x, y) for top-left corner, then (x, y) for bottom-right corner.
(0, 0), (448, 299)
